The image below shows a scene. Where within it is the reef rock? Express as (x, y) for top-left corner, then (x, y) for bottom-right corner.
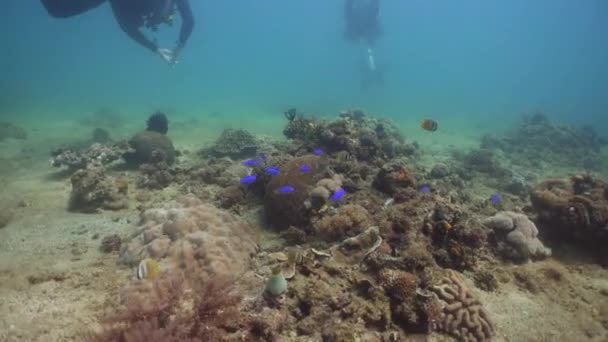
(206, 128), (257, 159)
(483, 211), (551, 262)
(373, 159), (417, 195)
(430, 270), (494, 342)
(530, 175), (608, 263)
(68, 167), (128, 212)
(125, 131), (175, 165)
(119, 194), (257, 279)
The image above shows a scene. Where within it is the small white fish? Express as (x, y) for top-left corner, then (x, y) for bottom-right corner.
(382, 198), (395, 210)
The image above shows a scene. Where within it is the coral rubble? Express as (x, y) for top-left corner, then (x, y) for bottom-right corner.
(50, 141), (131, 172)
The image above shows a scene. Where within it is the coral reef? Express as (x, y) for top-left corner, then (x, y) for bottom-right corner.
(217, 185), (245, 209)
(530, 175), (608, 264)
(462, 148), (508, 177)
(146, 111), (169, 135)
(196, 157), (250, 188)
(315, 204), (370, 242)
(68, 167), (129, 212)
(264, 155), (327, 229)
(119, 194), (257, 279)
(330, 226), (383, 265)
(480, 112), (607, 171)
(125, 131), (176, 165)
(309, 174), (343, 210)
(430, 163), (451, 178)
(0, 122), (27, 141)
(373, 159), (417, 195)
(205, 128), (258, 159)
(378, 269), (423, 330)
(504, 174), (529, 196)
(282, 256), (392, 340)
(430, 270), (494, 342)
(137, 150), (175, 189)
(483, 211), (551, 262)
(50, 141), (131, 172)
(283, 108), (418, 162)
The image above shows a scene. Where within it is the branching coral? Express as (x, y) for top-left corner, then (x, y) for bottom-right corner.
(430, 270), (494, 342)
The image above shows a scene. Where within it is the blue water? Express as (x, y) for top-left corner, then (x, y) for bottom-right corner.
(3, 0), (608, 132)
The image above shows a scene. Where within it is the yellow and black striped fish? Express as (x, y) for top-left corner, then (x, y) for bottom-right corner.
(421, 119), (438, 132)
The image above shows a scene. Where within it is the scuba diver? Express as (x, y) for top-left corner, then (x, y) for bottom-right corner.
(40, 0), (194, 66)
(344, 0), (381, 47)
(343, 0), (383, 90)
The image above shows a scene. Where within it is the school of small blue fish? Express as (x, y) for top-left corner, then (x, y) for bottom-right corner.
(239, 149), (501, 210)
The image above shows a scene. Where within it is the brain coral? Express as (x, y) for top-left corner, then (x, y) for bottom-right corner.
(120, 194), (257, 278)
(430, 270), (494, 342)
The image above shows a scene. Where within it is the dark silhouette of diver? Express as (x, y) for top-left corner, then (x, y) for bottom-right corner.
(344, 0), (383, 90)
(40, 0), (194, 66)
(344, 0), (381, 47)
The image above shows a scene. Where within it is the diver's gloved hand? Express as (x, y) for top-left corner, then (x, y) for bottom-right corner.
(156, 48), (177, 66)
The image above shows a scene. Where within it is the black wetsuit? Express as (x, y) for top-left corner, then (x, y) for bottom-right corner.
(109, 0), (194, 52)
(344, 0), (381, 46)
(41, 0), (107, 18)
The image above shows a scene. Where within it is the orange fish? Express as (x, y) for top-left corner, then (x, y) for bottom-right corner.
(421, 119), (438, 132)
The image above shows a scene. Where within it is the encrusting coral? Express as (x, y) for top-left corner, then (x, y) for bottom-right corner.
(119, 194), (257, 278)
(430, 270), (494, 342)
(315, 204), (370, 242)
(483, 211), (551, 262)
